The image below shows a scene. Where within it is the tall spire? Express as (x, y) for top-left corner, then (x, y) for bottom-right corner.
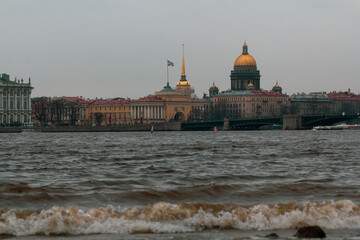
(181, 44), (186, 77)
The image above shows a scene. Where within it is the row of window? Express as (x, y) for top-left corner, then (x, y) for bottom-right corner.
(91, 113), (129, 119)
(0, 114), (29, 123)
(214, 97), (285, 103)
(91, 106), (130, 111)
(1, 100), (28, 110)
(0, 92), (29, 97)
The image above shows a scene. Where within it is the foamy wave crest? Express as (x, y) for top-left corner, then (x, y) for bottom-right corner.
(1, 200), (360, 236)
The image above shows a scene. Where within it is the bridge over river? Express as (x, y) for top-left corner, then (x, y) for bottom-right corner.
(181, 114), (359, 131)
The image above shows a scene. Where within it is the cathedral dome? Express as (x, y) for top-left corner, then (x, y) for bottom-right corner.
(234, 42), (257, 66)
(234, 54), (257, 66)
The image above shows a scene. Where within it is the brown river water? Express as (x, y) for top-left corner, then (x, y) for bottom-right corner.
(0, 130), (360, 239)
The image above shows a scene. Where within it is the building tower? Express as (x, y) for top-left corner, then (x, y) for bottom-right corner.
(230, 42), (261, 91)
(272, 81), (282, 93)
(176, 44), (195, 96)
(209, 82), (219, 97)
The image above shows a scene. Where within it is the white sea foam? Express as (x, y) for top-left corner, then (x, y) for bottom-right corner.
(1, 200), (360, 236)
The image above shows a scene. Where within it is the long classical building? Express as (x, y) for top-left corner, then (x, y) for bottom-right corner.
(0, 73), (33, 125)
(85, 84), (204, 126)
(130, 83), (203, 124)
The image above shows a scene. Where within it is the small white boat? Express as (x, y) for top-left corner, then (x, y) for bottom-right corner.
(150, 125), (154, 133)
(313, 123), (348, 130)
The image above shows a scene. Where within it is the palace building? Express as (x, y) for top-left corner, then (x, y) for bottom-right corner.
(127, 45), (202, 124)
(88, 99), (131, 126)
(85, 46), (204, 126)
(0, 73), (33, 125)
(129, 82), (204, 124)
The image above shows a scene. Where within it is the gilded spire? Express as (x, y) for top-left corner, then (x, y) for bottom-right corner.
(181, 44), (186, 77)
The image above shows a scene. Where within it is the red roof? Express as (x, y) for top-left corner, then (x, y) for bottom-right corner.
(62, 96), (92, 104)
(90, 99), (130, 105)
(327, 93), (360, 100)
(134, 96), (164, 102)
(251, 90), (288, 96)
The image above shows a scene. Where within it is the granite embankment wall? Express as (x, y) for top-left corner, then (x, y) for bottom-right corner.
(0, 122), (181, 133)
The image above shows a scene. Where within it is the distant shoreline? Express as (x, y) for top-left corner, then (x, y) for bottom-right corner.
(0, 122), (181, 133)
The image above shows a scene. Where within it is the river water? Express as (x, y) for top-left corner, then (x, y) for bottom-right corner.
(1, 130), (360, 239)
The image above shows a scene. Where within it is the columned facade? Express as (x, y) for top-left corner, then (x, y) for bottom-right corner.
(0, 74), (33, 125)
(130, 104), (167, 122)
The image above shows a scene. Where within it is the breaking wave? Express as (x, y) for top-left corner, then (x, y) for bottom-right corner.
(1, 200), (360, 236)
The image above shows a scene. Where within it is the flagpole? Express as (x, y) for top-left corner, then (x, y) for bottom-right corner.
(167, 61), (169, 86)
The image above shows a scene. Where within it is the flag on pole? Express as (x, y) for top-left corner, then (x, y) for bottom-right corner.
(167, 60), (174, 67)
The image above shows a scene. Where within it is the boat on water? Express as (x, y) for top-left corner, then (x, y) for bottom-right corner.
(313, 123), (360, 130)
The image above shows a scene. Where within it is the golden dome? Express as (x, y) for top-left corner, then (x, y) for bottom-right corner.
(234, 54), (256, 66)
(248, 81), (254, 87)
(177, 80), (190, 86)
(234, 42), (257, 66)
(211, 82), (217, 88)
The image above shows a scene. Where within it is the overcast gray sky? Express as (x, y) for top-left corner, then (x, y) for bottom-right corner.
(0, 0), (359, 98)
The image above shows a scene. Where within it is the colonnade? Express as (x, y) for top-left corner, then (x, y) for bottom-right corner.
(130, 105), (165, 120)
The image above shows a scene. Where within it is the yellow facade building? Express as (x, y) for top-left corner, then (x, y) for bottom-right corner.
(130, 83), (204, 123)
(88, 99), (131, 126)
(129, 45), (203, 124)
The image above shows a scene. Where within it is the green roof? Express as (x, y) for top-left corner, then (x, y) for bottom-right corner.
(217, 90), (255, 96)
(159, 83), (176, 92)
(290, 94), (331, 102)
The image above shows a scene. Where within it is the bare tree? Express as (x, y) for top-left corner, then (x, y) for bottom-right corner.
(48, 98), (67, 125)
(94, 112), (103, 126)
(32, 97), (49, 126)
(67, 101), (80, 125)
